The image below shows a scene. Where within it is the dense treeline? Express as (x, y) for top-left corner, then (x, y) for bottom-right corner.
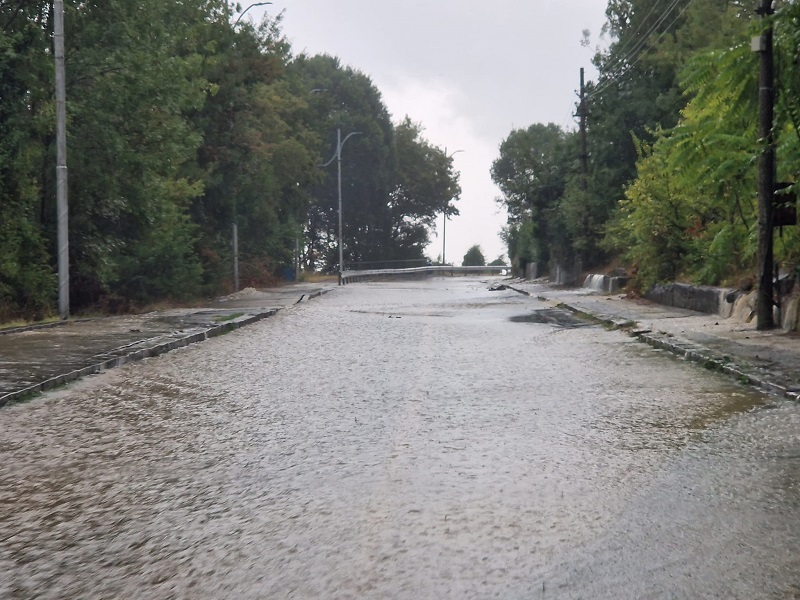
(494, 0), (800, 291)
(0, 1), (460, 321)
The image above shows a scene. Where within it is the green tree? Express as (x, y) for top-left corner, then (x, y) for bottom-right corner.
(583, 0), (752, 274)
(605, 2), (800, 290)
(0, 1), (55, 320)
(190, 11), (320, 289)
(462, 245), (486, 267)
(491, 0), (767, 283)
(291, 56), (460, 270)
(390, 117), (461, 260)
(64, 0), (210, 304)
(290, 54), (395, 270)
(491, 123), (575, 271)
(0, 0), (324, 316)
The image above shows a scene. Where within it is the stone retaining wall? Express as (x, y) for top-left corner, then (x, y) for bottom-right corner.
(643, 283), (799, 331)
(644, 282), (738, 317)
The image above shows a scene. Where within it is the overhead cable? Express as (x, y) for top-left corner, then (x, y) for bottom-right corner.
(588, 0), (695, 100)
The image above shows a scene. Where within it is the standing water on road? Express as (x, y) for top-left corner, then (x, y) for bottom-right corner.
(2, 277), (799, 599)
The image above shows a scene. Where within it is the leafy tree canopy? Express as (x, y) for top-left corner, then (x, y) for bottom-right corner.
(0, 2), (461, 321)
(462, 244), (486, 267)
(290, 55), (461, 270)
(494, 0), (800, 291)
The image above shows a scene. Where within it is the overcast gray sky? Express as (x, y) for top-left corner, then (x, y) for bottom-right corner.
(248, 1), (610, 264)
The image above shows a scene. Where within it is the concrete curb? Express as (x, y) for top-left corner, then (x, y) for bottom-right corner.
(502, 283), (799, 400)
(0, 308), (281, 408)
(0, 317), (95, 336)
(547, 295), (800, 401)
(633, 330), (798, 400)
(296, 288), (334, 304)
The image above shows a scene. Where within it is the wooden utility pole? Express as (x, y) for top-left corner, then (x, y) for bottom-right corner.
(756, 0), (775, 329)
(578, 68), (588, 193)
(578, 68), (589, 266)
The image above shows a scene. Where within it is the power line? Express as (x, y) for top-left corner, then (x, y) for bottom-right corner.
(603, 0), (663, 69)
(590, 0), (686, 98)
(603, 0), (684, 74)
(589, 0), (694, 100)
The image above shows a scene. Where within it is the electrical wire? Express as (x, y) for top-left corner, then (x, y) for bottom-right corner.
(601, 0), (685, 75)
(588, 0), (695, 100)
(596, 0), (680, 78)
(603, 0), (663, 70)
(589, 0), (686, 98)
(589, 0), (694, 99)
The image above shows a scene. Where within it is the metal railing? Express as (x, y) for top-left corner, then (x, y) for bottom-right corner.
(340, 265), (510, 284)
(346, 259), (431, 271)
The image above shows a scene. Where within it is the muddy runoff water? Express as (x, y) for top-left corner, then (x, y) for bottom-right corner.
(2, 277), (799, 599)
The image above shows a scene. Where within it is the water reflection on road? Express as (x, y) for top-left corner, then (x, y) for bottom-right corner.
(2, 278), (799, 599)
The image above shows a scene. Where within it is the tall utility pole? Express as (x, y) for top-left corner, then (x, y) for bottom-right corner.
(577, 68), (590, 268)
(578, 68), (588, 194)
(337, 128), (344, 285)
(320, 129), (361, 285)
(442, 213), (447, 265)
(441, 148), (463, 266)
(54, 0), (69, 319)
(755, 0), (775, 329)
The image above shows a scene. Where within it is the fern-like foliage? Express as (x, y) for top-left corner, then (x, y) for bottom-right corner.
(606, 8), (800, 288)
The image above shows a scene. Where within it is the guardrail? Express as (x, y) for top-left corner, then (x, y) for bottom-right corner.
(341, 265), (510, 284)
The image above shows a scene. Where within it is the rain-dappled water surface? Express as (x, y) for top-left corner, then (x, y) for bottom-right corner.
(2, 277), (800, 599)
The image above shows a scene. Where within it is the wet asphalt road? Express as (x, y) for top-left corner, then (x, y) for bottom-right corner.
(2, 277), (800, 599)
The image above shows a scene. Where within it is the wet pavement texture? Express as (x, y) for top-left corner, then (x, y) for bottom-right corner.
(0, 283), (331, 404)
(2, 277), (800, 599)
(512, 281), (800, 398)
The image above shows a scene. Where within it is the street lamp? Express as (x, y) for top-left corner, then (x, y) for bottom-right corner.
(54, 0), (69, 319)
(233, 2), (272, 26)
(442, 149), (463, 266)
(321, 128), (362, 285)
(229, 3), (273, 292)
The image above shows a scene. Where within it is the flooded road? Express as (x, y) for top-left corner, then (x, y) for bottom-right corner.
(2, 278), (799, 598)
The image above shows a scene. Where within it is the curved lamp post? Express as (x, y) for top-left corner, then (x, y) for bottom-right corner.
(234, 2), (272, 26)
(442, 149), (463, 266)
(321, 129), (362, 285)
(229, 2), (273, 291)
